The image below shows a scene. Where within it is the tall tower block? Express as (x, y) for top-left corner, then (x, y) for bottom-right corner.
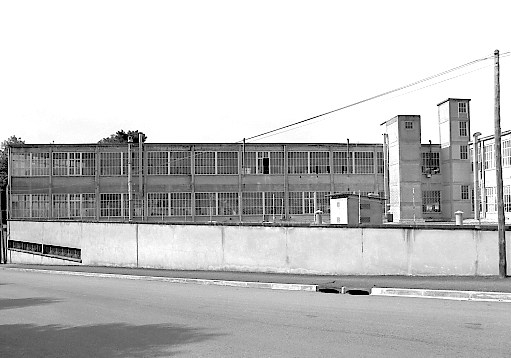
(384, 115), (423, 222)
(437, 98), (472, 220)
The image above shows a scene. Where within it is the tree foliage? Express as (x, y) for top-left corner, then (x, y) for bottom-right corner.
(1, 135), (25, 189)
(98, 130), (147, 144)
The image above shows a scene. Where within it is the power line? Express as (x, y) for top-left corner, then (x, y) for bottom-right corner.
(240, 53), (507, 143)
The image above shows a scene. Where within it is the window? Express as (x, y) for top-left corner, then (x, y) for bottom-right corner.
(460, 145), (468, 160)
(458, 102), (467, 114)
(148, 193), (168, 217)
(10, 194), (31, 218)
(422, 152), (440, 174)
(484, 144), (495, 169)
(100, 152), (122, 175)
(333, 151), (351, 174)
(217, 152), (238, 175)
(195, 152), (215, 175)
(461, 185), (470, 200)
(242, 192), (263, 215)
(122, 151), (142, 176)
(505, 186), (511, 212)
(310, 152), (330, 174)
(264, 192), (285, 215)
(52, 152), (96, 176)
(100, 193), (122, 217)
(353, 152), (374, 174)
(485, 187), (496, 212)
(244, 151), (271, 174)
(377, 151), (384, 174)
(53, 194), (69, 218)
(422, 191), (441, 213)
(459, 121), (468, 136)
(270, 152), (285, 174)
(405, 121), (413, 129)
(170, 192), (192, 216)
(169, 151), (191, 175)
(31, 153), (50, 176)
(148, 152), (168, 175)
(52, 193), (96, 218)
(11, 153), (31, 176)
(289, 192), (303, 214)
(288, 152), (308, 174)
(218, 192), (238, 215)
(31, 194), (50, 218)
(195, 192), (216, 216)
(503, 140), (511, 167)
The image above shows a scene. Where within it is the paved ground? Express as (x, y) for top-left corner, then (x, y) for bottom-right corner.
(2, 263), (511, 294)
(2, 268), (511, 357)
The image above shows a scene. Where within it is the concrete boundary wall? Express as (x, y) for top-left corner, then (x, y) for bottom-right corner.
(7, 220), (511, 276)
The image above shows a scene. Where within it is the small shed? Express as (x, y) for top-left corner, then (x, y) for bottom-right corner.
(329, 193), (384, 225)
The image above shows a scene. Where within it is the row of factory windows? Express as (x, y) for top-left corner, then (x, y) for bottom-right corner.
(11, 150), (385, 177)
(10, 191), (340, 219)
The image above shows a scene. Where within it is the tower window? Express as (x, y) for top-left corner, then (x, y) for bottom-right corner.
(404, 121), (413, 129)
(460, 145), (468, 160)
(461, 185), (470, 200)
(459, 121), (468, 136)
(458, 102), (467, 114)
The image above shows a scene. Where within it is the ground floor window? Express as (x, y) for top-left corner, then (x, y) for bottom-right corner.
(422, 191), (441, 213)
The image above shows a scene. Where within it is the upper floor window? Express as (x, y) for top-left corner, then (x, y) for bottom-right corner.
(422, 152), (440, 174)
(310, 152), (330, 174)
(288, 152), (308, 174)
(461, 185), (470, 200)
(11, 152), (50, 176)
(484, 144), (495, 169)
(353, 152), (374, 174)
(52, 152), (95, 176)
(459, 121), (468, 137)
(460, 145), (468, 160)
(405, 121), (413, 129)
(503, 140), (511, 167)
(458, 102), (467, 114)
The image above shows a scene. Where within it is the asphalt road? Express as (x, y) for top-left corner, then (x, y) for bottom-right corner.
(1, 270), (511, 357)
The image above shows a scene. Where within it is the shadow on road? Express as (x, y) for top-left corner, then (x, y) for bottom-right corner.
(0, 298), (60, 311)
(0, 323), (224, 357)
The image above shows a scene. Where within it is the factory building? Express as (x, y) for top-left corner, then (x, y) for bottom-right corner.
(8, 98), (502, 224)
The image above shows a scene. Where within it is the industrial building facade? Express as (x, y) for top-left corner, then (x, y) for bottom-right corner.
(8, 98), (507, 224)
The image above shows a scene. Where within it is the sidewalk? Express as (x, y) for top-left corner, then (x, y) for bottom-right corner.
(2, 264), (511, 301)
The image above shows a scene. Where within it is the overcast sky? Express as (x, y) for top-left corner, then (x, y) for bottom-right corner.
(0, 0), (509, 145)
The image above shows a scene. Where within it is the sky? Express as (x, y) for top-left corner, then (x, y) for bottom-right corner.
(0, 0), (509, 146)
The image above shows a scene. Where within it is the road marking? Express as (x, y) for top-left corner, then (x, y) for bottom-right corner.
(371, 287), (511, 303)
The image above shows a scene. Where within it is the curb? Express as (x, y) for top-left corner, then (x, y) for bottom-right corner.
(1, 267), (318, 292)
(371, 287), (511, 303)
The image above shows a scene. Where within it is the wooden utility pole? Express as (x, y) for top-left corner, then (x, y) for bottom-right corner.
(494, 49), (507, 278)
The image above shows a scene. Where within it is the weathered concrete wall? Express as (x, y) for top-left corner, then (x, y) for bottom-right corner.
(7, 220), (511, 276)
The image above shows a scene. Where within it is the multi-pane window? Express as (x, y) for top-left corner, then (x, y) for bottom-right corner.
(31, 153), (51, 176)
(422, 191), (441, 213)
(459, 121), (468, 136)
(242, 192), (264, 215)
(123, 192), (144, 217)
(217, 152), (238, 175)
(333, 151), (351, 174)
(461, 185), (470, 200)
(264, 192), (285, 215)
(503, 140), (511, 167)
(52, 152), (96, 176)
(218, 192), (239, 215)
(100, 152), (122, 175)
(195, 192), (217, 216)
(289, 192), (303, 214)
(458, 102), (467, 114)
(169, 152), (191, 174)
(170, 192), (192, 216)
(484, 144), (495, 169)
(405, 121), (413, 129)
(52, 193), (96, 218)
(147, 192), (168, 217)
(353, 152), (374, 174)
(422, 152), (440, 174)
(100, 193), (123, 217)
(244, 151), (284, 174)
(31, 194), (50, 217)
(377, 151), (384, 174)
(11, 153), (31, 176)
(288, 152), (308, 174)
(122, 151), (142, 176)
(195, 152), (216, 175)
(310, 152), (330, 174)
(505, 186), (511, 212)
(147, 151), (168, 175)
(485, 187), (496, 212)
(10, 194), (31, 218)
(460, 145), (468, 160)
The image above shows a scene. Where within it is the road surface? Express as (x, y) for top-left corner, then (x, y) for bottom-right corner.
(1, 270), (510, 357)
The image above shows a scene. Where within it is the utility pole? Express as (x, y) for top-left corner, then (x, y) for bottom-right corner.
(494, 49), (507, 278)
(473, 132), (481, 224)
(128, 136), (133, 222)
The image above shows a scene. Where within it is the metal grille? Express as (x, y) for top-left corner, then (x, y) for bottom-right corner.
(148, 151), (168, 175)
(242, 192), (263, 215)
(310, 152), (330, 174)
(100, 152), (122, 175)
(218, 192), (239, 215)
(353, 151), (374, 174)
(422, 190), (441, 213)
(148, 192), (168, 217)
(100, 193), (123, 217)
(332, 151), (350, 174)
(195, 152), (215, 175)
(288, 152), (308, 174)
(217, 152), (238, 175)
(195, 192), (216, 216)
(169, 152), (191, 175)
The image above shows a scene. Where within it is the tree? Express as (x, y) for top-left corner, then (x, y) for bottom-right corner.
(98, 130), (147, 144)
(1, 135), (25, 190)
